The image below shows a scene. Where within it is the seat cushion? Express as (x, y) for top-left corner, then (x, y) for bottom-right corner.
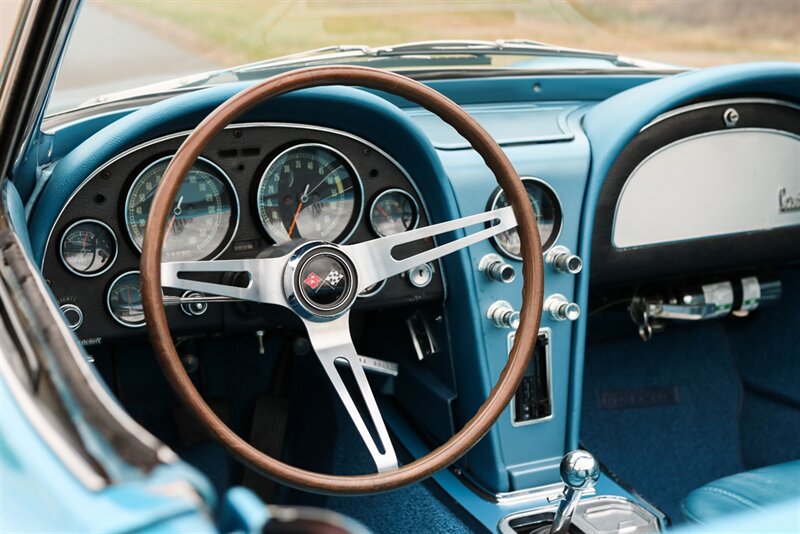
(682, 460), (800, 524)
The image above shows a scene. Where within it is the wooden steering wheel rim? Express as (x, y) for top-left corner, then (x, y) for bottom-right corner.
(140, 65), (544, 495)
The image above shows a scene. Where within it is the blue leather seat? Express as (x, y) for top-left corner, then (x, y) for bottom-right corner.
(682, 460), (800, 524)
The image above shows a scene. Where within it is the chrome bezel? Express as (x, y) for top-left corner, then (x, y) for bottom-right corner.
(59, 303), (84, 331)
(283, 241), (359, 322)
(508, 328), (554, 427)
(368, 188), (420, 237)
(255, 142), (365, 245)
(59, 218), (118, 278)
(488, 176), (563, 260)
(124, 155), (240, 261)
(358, 279), (387, 299)
(106, 270), (146, 328)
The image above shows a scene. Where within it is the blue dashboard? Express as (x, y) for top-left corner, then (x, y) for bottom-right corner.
(19, 62), (800, 531)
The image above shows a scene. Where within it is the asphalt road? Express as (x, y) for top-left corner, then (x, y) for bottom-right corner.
(50, 3), (220, 113)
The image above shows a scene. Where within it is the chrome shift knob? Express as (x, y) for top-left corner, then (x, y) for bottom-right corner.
(560, 450), (600, 491)
(550, 450), (600, 534)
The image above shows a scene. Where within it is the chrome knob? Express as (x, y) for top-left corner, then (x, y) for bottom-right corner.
(180, 291), (209, 317)
(560, 450), (600, 491)
(478, 253), (516, 283)
(546, 246), (583, 275)
(550, 450), (600, 534)
(487, 300), (520, 329)
(59, 303), (83, 330)
(545, 294), (581, 322)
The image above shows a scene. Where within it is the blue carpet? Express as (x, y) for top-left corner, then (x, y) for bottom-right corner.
(581, 318), (745, 524)
(724, 268), (800, 469)
(323, 396), (479, 534)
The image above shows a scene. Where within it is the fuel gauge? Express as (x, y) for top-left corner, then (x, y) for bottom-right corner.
(369, 189), (419, 237)
(107, 271), (145, 327)
(60, 219), (118, 277)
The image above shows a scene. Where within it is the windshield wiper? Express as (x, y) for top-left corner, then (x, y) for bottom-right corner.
(231, 39), (653, 75)
(71, 40), (674, 112)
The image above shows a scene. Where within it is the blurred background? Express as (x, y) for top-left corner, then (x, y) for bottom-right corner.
(2, 1), (798, 113)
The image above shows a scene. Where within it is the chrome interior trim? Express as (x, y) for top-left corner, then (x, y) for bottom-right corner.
(613, 128), (800, 249)
(498, 495), (662, 534)
(641, 97), (800, 132)
(508, 328), (554, 428)
(123, 155), (241, 260)
(1, 224), (176, 479)
(450, 465), (568, 505)
(0, 279), (106, 490)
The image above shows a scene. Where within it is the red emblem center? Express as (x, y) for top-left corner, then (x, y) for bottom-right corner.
(303, 272), (322, 289)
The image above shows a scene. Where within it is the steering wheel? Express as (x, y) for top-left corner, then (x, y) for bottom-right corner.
(141, 66), (544, 495)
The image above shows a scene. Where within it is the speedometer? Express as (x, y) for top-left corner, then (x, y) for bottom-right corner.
(488, 177), (562, 259)
(256, 144), (362, 244)
(125, 156), (238, 261)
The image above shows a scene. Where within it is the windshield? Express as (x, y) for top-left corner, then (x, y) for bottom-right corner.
(49, 0), (799, 114)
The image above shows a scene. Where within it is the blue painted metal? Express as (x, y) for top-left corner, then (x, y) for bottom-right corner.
(0, 374), (217, 533)
(437, 103), (594, 492)
(570, 62), (800, 449)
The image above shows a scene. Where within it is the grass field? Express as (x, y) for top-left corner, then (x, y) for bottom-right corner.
(110, 0), (799, 68)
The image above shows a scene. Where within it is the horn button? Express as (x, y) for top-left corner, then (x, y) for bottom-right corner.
(285, 243), (359, 320)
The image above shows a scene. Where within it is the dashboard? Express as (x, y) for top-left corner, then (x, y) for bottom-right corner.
(20, 64), (800, 512)
(41, 123), (450, 340)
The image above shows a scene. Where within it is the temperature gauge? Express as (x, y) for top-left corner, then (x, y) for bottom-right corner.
(59, 219), (118, 277)
(369, 189), (419, 237)
(107, 271), (145, 327)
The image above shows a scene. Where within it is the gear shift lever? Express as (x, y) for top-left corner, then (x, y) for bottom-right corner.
(549, 450), (600, 534)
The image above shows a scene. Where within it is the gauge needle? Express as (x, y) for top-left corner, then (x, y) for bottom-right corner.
(377, 205), (391, 220)
(288, 185), (309, 237)
(165, 195), (184, 239)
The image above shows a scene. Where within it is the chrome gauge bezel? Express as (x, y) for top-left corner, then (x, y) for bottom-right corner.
(106, 270), (146, 328)
(255, 142), (364, 245)
(59, 218), (119, 278)
(124, 155), (240, 261)
(487, 176), (563, 260)
(368, 188), (420, 237)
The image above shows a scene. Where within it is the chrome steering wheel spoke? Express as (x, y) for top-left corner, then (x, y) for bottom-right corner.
(344, 205), (517, 289)
(304, 313), (399, 473)
(161, 256), (287, 306)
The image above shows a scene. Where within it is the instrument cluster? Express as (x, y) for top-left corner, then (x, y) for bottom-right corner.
(43, 123), (444, 341)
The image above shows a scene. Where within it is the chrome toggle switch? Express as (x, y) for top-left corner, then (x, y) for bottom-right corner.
(487, 300), (520, 329)
(546, 246), (583, 275)
(478, 253), (516, 283)
(545, 294), (581, 321)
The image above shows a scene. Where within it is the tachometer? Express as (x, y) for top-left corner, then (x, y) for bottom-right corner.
(256, 144), (362, 243)
(488, 177), (562, 259)
(125, 156), (238, 261)
(59, 219), (118, 277)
